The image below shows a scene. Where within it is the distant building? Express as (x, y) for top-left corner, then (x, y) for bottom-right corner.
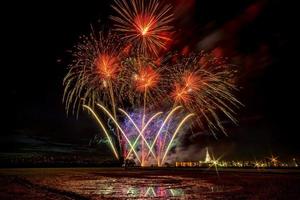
(176, 147), (212, 167)
(175, 161), (198, 167)
(199, 147), (213, 167)
(204, 147), (212, 163)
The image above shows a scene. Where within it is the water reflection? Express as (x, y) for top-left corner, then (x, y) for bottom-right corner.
(38, 174), (242, 199)
(125, 186), (184, 198)
(93, 183), (185, 198)
(65, 176), (241, 199)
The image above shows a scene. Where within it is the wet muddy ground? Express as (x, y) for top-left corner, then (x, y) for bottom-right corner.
(0, 168), (299, 199)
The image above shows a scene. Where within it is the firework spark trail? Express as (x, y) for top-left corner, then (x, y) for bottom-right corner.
(161, 113), (195, 165)
(96, 103), (141, 163)
(158, 104), (180, 163)
(119, 109), (163, 159)
(160, 120), (171, 164)
(141, 90), (147, 166)
(145, 106), (182, 160)
(107, 78), (123, 156)
(83, 105), (119, 160)
(122, 110), (163, 160)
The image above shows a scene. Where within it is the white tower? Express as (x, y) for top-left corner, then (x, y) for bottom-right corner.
(204, 147), (212, 163)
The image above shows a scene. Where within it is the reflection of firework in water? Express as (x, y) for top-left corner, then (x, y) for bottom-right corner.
(63, 0), (242, 166)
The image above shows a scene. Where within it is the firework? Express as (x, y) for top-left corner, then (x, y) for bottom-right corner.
(96, 103), (141, 162)
(83, 105), (119, 160)
(145, 106), (182, 163)
(134, 66), (160, 92)
(161, 113), (195, 165)
(119, 55), (170, 108)
(63, 30), (124, 115)
(63, 30), (126, 156)
(120, 109), (163, 160)
(111, 0), (173, 56)
(169, 53), (242, 136)
(119, 55), (171, 165)
(90, 104), (194, 166)
(63, 0), (242, 166)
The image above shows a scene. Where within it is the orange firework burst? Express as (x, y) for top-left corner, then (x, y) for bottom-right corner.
(63, 30), (125, 116)
(171, 83), (191, 103)
(169, 53), (242, 135)
(182, 73), (202, 92)
(171, 73), (202, 103)
(118, 55), (169, 108)
(111, 0), (173, 56)
(134, 66), (160, 92)
(95, 54), (120, 81)
(63, 30), (127, 156)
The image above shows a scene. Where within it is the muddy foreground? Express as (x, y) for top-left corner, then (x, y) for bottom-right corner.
(0, 168), (299, 199)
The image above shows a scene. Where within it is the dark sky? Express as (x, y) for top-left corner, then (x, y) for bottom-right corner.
(3, 0), (297, 162)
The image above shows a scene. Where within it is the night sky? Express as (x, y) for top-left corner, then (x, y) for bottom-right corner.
(3, 0), (297, 163)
